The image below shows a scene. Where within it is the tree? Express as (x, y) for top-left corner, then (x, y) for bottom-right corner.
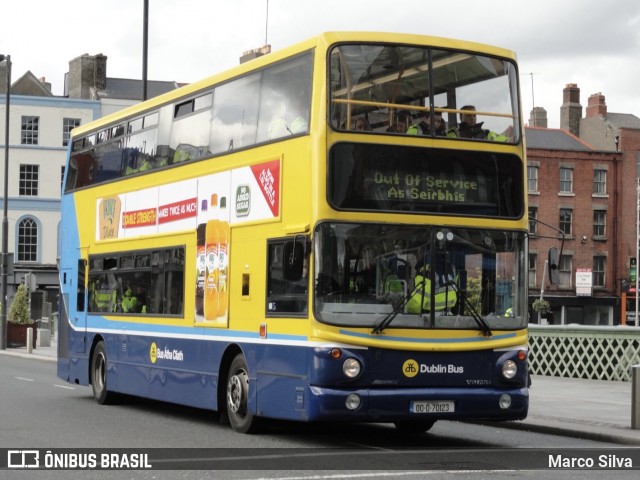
(9, 283), (31, 324)
(532, 298), (551, 315)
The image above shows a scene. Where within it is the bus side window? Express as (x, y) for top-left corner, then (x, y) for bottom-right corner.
(266, 240), (308, 315)
(210, 73), (260, 154)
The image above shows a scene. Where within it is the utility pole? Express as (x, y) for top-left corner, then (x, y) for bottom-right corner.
(142, 0), (149, 101)
(0, 54), (11, 350)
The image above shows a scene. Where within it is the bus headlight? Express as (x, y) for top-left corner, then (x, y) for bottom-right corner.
(343, 358), (362, 378)
(502, 360), (517, 379)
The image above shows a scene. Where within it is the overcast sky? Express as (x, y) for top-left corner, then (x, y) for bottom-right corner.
(3, 0), (639, 128)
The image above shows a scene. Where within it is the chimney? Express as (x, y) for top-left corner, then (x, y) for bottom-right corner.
(67, 53), (108, 99)
(240, 45), (271, 64)
(560, 83), (582, 136)
(528, 107), (548, 128)
(586, 92), (607, 117)
(0, 63), (6, 94)
(38, 77), (52, 93)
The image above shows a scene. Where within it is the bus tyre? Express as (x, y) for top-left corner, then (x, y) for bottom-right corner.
(90, 341), (117, 405)
(226, 354), (258, 433)
(394, 420), (435, 434)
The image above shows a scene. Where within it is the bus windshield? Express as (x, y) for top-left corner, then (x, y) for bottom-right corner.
(330, 43), (520, 142)
(314, 222), (527, 331)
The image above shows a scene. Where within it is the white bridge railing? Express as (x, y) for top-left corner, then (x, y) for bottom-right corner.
(528, 325), (640, 382)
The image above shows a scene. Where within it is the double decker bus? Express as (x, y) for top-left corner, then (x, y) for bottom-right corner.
(58, 32), (529, 433)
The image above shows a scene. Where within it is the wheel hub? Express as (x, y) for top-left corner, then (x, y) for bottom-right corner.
(227, 372), (247, 414)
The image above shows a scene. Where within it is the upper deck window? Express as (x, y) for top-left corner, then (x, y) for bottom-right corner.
(329, 43), (520, 143)
(64, 51), (313, 193)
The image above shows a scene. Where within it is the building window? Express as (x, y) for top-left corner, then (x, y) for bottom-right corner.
(21, 116), (39, 145)
(559, 255), (572, 287)
(559, 208), (573, 235)
(18, 218), (38, 262)
(63, 118), (81, 146)
(593, 169), (607, 195)
(559, 167), (573, 193)
(528, 206), (537, 234)
(19, 165), (39, 196)
(61, 166), (65, 189)
(528, 253), (537, 287)
(593, 210), (606, 237)
(527, 166), (538, 192)
(593, 256), (606, 287)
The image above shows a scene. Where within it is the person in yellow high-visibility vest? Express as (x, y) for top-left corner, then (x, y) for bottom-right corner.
(92, 278), (118, 313)
(407, 263), (457, 314)
(121, 289), (139, 314)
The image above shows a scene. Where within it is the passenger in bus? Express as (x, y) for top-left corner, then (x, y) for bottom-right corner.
(407, 110), (446, 136)
(134, 286), (148, 313)
(268, 92), (310, 139)
(137, 155), (155, 173)
(386, 110), (411, 133)
(91, 277), (118, 313)
(121, 288), (139, 314)
(268, 114), (309, 139)
(353, 117), (371, 131)
(447, 105), (508, 141)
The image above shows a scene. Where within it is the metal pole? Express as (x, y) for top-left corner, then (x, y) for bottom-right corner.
(540, 259), (548, 301)
(635, 178), (640, 327)
(265, 0), (270, 45)
(142, 0), (149, 101)
(632, 365), (640, 429)
(0, 54), (11, 350)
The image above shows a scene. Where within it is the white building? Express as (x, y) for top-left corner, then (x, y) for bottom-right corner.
(0, 55), (179, 318)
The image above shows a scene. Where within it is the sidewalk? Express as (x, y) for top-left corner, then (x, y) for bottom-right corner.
(1, 339), (639, 444)
(509, 374), (640, 445)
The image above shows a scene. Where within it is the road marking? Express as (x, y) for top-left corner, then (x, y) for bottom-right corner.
(14, 377), (34, 382)
(52, 384), (76, 390)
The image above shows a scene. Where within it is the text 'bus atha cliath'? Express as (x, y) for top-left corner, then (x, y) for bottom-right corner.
(58, 32), (530, 433)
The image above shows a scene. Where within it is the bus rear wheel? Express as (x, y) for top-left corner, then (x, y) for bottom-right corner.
(394, 420), (435, 433)
(226, 354), (259, 433)
(90, 341), (117, 405)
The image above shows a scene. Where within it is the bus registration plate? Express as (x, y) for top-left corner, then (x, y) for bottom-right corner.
(410, 400), (454, 414)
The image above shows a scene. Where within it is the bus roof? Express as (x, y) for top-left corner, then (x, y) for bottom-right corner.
(70, 31), (517, 138)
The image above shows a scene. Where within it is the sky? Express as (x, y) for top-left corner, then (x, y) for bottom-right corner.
(2, 0), (639, 128)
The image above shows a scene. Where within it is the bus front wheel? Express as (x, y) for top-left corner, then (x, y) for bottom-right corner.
(226, 354), (259, 433)
(90, 341), (117, 405)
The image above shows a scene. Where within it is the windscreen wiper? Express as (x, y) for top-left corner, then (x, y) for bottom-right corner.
(445, 281), (492, 337)
(371, 279), (424, 335)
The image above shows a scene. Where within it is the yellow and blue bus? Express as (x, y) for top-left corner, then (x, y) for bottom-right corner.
(58, 32), (529, 433)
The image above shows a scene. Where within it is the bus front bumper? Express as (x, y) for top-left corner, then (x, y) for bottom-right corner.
(305, 385), (529, 423)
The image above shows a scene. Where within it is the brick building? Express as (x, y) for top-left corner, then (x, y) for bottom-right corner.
(526, 84), (640, 325)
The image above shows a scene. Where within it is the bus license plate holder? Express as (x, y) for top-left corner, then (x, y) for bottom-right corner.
(410, 400), (454, 414)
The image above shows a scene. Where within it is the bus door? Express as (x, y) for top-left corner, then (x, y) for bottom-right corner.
(69, 258), (88, 354)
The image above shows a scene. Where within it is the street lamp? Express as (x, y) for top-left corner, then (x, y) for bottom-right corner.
(0, 54), (10, 350)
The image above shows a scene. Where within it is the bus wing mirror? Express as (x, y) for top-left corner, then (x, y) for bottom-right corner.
(548, 247), (559, 285)
(283, 238), (306, 281)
